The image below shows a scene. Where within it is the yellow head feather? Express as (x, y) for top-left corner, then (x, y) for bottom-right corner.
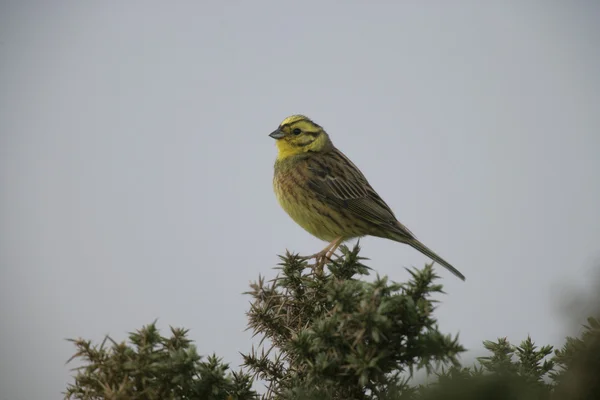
(279, 114), (313, 126)
(271, 115), (332, 160)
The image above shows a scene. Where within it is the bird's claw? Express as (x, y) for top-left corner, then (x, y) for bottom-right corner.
(299, 237), (344, 276)
(300, 250), (338, 275)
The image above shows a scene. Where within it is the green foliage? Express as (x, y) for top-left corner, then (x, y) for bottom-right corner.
(64, 322), (257, 400)
(418, 319), (600, 400)
(420, 337), (555, 400)
(551, 317), (600, 400)
(64, 245), (600, 400)
(478, 336), (554, 379)
(242, 244), (464, 399)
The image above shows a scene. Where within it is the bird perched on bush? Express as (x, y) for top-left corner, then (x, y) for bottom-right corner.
(269, 114), (465, 281)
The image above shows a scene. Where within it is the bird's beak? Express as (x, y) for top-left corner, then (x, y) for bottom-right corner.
(269, 129), (285, 139)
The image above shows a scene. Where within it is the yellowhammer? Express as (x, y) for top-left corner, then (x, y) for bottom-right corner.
(269, 114), (465, 281)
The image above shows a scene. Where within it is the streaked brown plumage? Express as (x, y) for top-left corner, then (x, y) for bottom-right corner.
(270, 115), (465, 281)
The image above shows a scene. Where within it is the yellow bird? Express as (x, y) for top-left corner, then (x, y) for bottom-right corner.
(269, 115), (465, 281)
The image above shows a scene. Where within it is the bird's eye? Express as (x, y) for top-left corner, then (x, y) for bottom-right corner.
(292, 128), (302, 135)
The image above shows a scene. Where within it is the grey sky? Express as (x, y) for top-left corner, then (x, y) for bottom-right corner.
(1, 1), (599, 398)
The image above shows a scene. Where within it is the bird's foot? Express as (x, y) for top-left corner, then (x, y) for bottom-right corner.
(299, 237), (344, 276)
(301, 237), (343, 275)
(299, 249), (329, 274)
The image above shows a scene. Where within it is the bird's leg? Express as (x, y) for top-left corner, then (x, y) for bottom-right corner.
(301, 237), (344, 274)
(300, 240), (334, 261)
(325, 239), (343, 260)
(300, 237), (343, 261)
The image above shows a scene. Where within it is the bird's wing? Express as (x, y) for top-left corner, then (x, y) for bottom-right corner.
(306, 148), (416, 240)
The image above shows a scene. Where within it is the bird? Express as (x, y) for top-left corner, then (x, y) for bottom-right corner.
(269, 114), (465, 281)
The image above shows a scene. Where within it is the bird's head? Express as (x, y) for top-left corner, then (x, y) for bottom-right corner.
(269, 115), (332, 160)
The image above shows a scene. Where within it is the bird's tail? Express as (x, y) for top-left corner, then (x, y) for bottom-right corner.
(391, 233), (465, 281)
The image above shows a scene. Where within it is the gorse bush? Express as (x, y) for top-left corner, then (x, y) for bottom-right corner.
(64, 324), (256, 400)
(551, 317), (600, 399)
(242, 244), (463, 399)
(65, 244), (600, 400)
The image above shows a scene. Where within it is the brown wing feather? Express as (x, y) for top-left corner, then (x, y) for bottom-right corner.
(307, 148), (416, 240)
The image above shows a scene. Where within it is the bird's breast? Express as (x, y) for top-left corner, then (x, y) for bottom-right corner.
(273, 165), (342, 242)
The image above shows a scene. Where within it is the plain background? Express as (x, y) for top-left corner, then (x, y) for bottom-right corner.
(1, 1), (599, 398)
